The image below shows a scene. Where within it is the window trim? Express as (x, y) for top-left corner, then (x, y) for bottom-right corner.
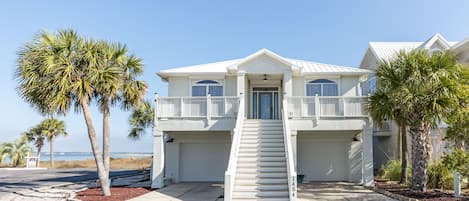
(305, 78), (339, 96)
(191, 79), (224, 96)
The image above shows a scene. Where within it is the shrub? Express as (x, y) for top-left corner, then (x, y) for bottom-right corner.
(427, 161), (454, 190)
(441, 150), (469, 177)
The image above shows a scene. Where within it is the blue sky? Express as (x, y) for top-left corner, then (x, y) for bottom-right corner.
(1, 0), (469, 152)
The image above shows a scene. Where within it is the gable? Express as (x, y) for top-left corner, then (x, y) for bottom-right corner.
(237, 54), (290, 73)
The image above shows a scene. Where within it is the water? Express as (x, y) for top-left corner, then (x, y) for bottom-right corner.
(3, 152), (152, 162)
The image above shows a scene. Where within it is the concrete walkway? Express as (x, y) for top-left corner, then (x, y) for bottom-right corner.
(298, 182), (397, 201)
(129, 183), (224, 201)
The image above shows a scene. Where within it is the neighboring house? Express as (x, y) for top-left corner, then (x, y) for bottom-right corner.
(359, 33), (469, 168)
(151, 49), (372, 200)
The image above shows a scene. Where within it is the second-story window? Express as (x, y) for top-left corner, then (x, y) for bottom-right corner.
(192, 80), (223, 96)
(306, 79), (338, 96)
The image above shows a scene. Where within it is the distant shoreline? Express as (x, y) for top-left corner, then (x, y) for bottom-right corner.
(4, 152), (152, 163)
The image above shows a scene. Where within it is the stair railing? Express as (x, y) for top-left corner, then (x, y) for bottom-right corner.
(224, 95), (245, 201)
(282, 98), (297, 201)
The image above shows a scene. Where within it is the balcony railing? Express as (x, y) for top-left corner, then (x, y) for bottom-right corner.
(287, 96), (368, 118)
(156, 96), (239, 119)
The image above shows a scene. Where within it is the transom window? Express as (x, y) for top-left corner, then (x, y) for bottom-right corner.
(306, 79), (338, 96)
(192, 80), (223, 96)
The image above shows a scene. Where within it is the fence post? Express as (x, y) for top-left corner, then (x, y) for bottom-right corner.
(342, 96), (346, 116)
(315, 94), (320, 122)
(154, 93), (159, 127)
(454, 172), (461, 198)
(180, 97), (184, 117)
(207, 94), (211, 124)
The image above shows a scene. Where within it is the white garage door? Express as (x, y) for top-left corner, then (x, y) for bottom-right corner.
(179, 143), (230, 182)
(298, 139), (349, 181)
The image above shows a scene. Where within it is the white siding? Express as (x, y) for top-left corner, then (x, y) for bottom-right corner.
(340, 76), (360, 96)
(238, 54), (289, 73)
(168, 77), (189, 96)
(292, 77), (305, 96)
(225, 76), (237, 96)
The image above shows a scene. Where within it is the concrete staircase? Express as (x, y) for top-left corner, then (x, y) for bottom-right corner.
(232, 119), (289, 201)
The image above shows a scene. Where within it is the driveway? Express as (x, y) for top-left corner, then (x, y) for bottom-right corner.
(298, 182), (396, 201)
(0, 168), (143, 199)
(129, 182), (224, 201)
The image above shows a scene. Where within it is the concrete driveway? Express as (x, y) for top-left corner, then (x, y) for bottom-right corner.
(298, 182), (396, 201)
(129, 182), (224, 201)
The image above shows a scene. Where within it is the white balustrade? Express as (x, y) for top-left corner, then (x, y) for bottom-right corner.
(287, 96), (368, 118)
(156, 96), (239, 119)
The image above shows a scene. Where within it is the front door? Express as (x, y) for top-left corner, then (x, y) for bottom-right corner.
(252, 87), (279, 119)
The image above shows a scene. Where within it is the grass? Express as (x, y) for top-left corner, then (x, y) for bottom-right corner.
(1, 157), (152, 169)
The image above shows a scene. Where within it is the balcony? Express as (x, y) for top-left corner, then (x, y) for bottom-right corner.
(156, 96), (239, 120)
(286, 96), (368, 118)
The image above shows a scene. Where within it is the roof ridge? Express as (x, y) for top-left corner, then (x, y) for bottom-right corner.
(285, 58), (360, 69)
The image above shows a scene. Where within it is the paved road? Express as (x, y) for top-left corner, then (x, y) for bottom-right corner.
(0, 168), (143, 199)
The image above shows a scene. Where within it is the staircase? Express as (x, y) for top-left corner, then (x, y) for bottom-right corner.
(232, 119), (289, 201)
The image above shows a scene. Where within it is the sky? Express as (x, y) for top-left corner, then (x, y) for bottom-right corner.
(1, 0), (469, 152)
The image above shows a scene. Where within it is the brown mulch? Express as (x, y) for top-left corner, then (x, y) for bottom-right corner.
(75, 187), (152, 201)
(375, 179), (469, 201)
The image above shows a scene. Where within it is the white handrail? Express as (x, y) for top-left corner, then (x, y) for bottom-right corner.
(224, 95), (245, 201)
(282, 98), (297, 201)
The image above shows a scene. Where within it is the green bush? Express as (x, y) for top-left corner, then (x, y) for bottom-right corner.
(427, 161), (454, 190)
(441, 150), (469, 177)
(379, 160), (412, 182)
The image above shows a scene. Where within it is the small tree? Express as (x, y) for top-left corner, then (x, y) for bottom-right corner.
(128, 100), (154, 140)
(23, 127), (46, 167)
(0, 136), (32, 167)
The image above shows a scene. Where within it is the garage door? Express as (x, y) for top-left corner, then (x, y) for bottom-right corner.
(298, 139), (349, 181)
(179, 143), (230, 182)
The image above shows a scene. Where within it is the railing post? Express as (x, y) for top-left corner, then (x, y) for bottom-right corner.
(300, 97), (304, 118)
(342, 96), (346, 116)
(207, 94), (211, 124)
(154, 93), (159, 127)
(315, 94), (320, 122)
(180, 97), (184, 117)
(224, 97), (228, 117)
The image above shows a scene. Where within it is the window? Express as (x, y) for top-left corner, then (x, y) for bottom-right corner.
(192, 80), (223, 96)
(306, 79), (338, 96)
(368, 77), (376, 94)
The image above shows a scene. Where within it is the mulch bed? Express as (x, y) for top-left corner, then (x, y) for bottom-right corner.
(75, 187), (152, 201)
(375, 179), (469, 201)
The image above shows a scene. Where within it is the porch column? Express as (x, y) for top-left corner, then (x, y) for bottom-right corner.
(283, 70), (292, 96)
(362, 121), (374, 186)
(151, 130), (165, 188)
(237, 71), (246, 117)
(291, 130), (298, 169)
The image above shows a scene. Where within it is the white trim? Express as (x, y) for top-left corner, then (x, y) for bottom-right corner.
(191, 79), (224, 96)
(305, 78), (340, 96)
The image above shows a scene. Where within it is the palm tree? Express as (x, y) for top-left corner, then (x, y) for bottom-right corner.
(23, 127), (46, 167)
(0, 136), (32, 167)
(16, 30), (146, 196)
(369, 49), (468, 191)
(40, 118), (67, 168)
(128, 100), (154, 140)
(93, 41), (146, 179)
(368, 85), (409, 184)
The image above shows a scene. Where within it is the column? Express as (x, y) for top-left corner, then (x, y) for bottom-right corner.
(151, 130), (165, 188)
(283, 70), (292, 97)
(362, 121), (374, 186)
(237, 70), (245, 96)
(290, 130), (298, 169)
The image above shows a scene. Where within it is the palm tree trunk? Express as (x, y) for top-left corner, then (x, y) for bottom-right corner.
(409, 124), (430, 191)
(50, 136), (54, 168)
(81, 100), (111, 196)
(102, 102), (111, 181)
(36, 147), (42, 168)
(400, 125), (408, 184)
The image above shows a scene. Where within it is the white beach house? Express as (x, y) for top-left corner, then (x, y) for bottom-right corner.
(151, 49), (372, 201)
(360, 33), (469, 168)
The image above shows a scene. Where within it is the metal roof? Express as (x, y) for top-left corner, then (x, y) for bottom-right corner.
(158, 49), (370, 79)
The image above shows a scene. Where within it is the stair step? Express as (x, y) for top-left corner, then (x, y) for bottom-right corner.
(235, 178), (288, 185)
(234, 184), (289, 191)
(236, 172), (288, 178)
(232, 191), (289, 198)
(237, 167), (287, 173)
(239, 152), (285, 157)
(240, 143), (284, 148)
(237, 161), (286, 167)
(238, 157), (286, 162)
(232, 198), (289, 201)
(241, 139), (284, 143)
(239, 147), (284, 152)
(242, 135), (283, 139)
(243, 128), (283, 132)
